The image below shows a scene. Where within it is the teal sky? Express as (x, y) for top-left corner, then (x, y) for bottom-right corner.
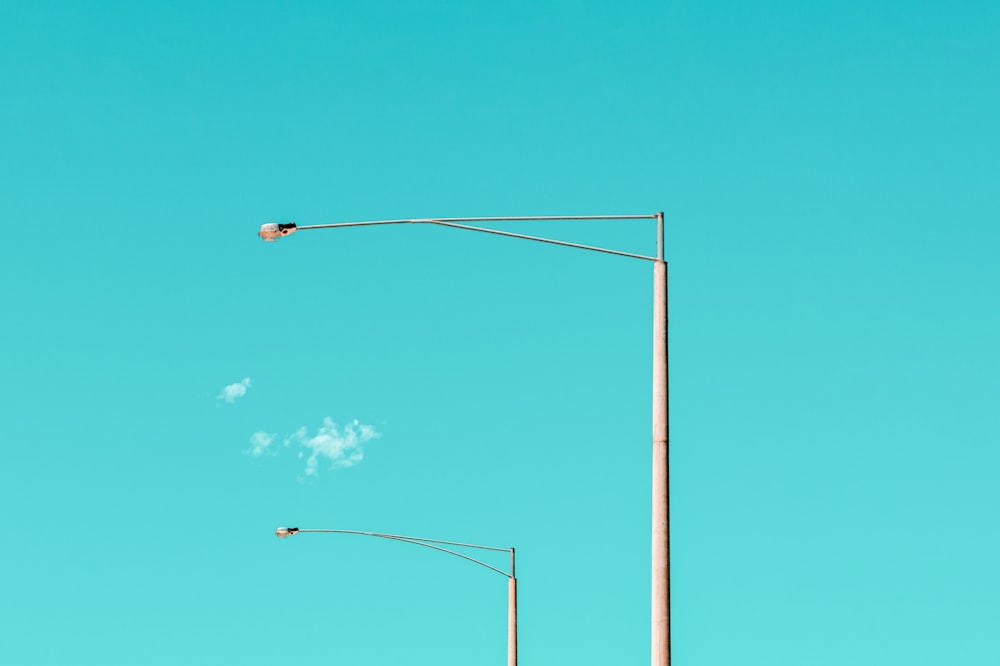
(2, 1), (998, 664)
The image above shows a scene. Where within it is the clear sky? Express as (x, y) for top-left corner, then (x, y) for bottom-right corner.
(2, 1), (998, 664)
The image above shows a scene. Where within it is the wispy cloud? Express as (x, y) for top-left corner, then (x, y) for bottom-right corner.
(288, 418), (380, 477)
(218, 377), (251, 403)
(247, 431), (276, 457)
(245, 417), (380, 478)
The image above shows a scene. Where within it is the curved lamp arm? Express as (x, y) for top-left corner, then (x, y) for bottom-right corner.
(259, 213), (664, 262)
(275, 527), (515, 578)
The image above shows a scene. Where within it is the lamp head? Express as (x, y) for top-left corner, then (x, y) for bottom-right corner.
(275, 527), (299, 538)
(259, 222), (297, 242)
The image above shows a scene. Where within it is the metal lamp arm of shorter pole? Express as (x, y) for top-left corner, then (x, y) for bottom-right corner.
(291, 529), (514, 578)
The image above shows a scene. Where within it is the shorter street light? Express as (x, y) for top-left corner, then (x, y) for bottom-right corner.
(275, 527), (518, 666)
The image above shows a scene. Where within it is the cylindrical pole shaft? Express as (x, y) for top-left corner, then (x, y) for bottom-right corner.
(652, 258), (670, 666)
(508, 576), (518, 666)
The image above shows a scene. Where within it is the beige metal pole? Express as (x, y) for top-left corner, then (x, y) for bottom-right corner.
(508, 576), (517, 666)
(652, 231), (670, 664)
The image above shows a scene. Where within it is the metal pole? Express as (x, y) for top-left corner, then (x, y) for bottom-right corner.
(652, 213), (670, 666)
(508, 575), (517, 666)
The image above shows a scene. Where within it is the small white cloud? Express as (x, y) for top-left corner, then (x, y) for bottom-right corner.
(218, 377), (252, 403)
(291, 417), (380, 477)
(247, 417), (380, 477)
(247, 431), (276, 457)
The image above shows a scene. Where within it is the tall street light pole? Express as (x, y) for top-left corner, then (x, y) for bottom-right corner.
(274, 527), (517, 666)
(260, 213), (670, 665)
(652, 213), (669, 666)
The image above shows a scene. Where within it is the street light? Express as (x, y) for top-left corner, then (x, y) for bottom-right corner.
(259, 213), (670, 666)
(274, 527), (517, 665)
